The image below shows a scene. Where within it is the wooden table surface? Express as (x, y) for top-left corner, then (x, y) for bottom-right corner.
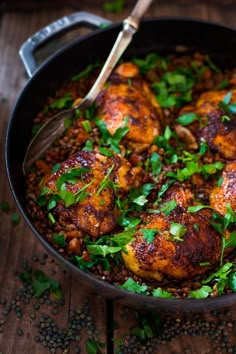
(1, 1), (236, 353)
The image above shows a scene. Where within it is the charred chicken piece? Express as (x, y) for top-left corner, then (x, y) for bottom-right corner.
(210, 161), (236, 215)
(42, 150), (139, 238)
(179, 90), (236, 159)
(122, 186), (222, 281)
(95, 62), (162, 152)
(160, 184), (194, 208)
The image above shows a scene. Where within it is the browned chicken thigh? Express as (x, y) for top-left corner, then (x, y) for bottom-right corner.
(122, 185), (222, 281)
(41, 150), (139, 237)
(210, 161), (236, 215)
(95, 62), (162, 152)
(178, 89), (236, 159)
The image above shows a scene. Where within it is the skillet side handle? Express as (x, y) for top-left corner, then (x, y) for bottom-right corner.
(19, 11), (112, 78)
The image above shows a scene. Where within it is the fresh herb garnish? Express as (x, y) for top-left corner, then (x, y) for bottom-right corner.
(95, 116), (129, 153)
(82, 140), (94, 152)
(187, 205), (211, 213)
(209, 205), (236, 264)
(87, 244), (122, 257)
(85, 229), (135, 260)
(48, 212), (56, 224)
(19, 269), (63, 299)
(202, 262), (236, 295)
(53, 233), (66, 247)
(221, 115), (231, 123)
(48, 93), (74, 110)
(132, 53), (168, 74)
(140, 228), (159, 244)
(160, 199), (177, 215)
(120, 278), (149, 295)
(96, 164), (116, 196)
(167, 160), (224, 182)
(176, 112), (199, 126)
(188, 285), (212, 299)
(152, 288), (175, 298)
(150, 152), (162, 176)
(82, 120), (92, 132)
(71, 62), (100, 81)
(205, 55), (221, 73)
(218, 91), (236, 114)
(86, 338), (105, 354)
(152, 68), (196, 108)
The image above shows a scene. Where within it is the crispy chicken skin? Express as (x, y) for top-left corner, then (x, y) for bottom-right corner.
(179, 90), (236, 159)
(96, 62), (162, 152)
(42, 150), (139, 238)
(161, 184), (194, 208)
(122, 186), (222, 281)
(210, 161), (236, 215)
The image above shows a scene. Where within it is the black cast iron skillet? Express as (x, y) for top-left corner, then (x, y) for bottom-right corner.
(5, 12), (236, 313)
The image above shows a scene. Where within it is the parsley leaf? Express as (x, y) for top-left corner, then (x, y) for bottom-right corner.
(218, 91), (236, 114)
(188, 285), (212, 299)
(152, 288), (175, 298)
(202, 262), (233, 285)
(53, 233), (66, 247)
(49, 93), (74, 110)
(152, 68), (196, 108)
(19, 269), (62, 299)
(176, 112), (199, 126)
(187, 205), (211, 213)
(150, 152), (162, 176)
(120, 278), (149, 295)
(160, 199), (177, 215)
(140, 228), (159, 244)
(87, 245), (122, 257)
(95, 117), (129, 153)
(71, 62), (100, 81)
(132, 53), (168, 74)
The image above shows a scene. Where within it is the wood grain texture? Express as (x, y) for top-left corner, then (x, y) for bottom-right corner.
(1, 2), (236, 354)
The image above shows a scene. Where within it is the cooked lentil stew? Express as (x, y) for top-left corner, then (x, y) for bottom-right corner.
(25, 52), (236, 299)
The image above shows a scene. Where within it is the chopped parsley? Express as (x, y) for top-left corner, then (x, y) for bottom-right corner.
(160, 199), (177, 215)
(218, 91), (236, 114)
(176, 112), (199, 126)
(152, 68), (196, 108)
(188, 285), (212, 299)
(120, 278), (149, 295)
(95, 116), (129, 153)
(53, 233), (66, 247)
(19, 269), (62, 299)
(48, 93), (74, 110)
(202, 262), (236, 296)
(152, 288), (175, 298)
(71, 62), (100, 81)
(140, 228), (159, 244)
(132, 52), (169, 74)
